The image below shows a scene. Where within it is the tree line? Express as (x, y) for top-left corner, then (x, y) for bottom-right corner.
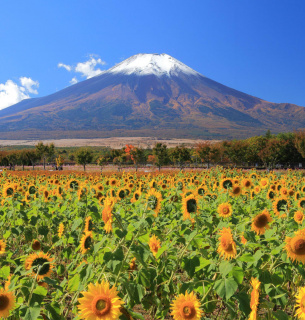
(2, 130), (305, 170)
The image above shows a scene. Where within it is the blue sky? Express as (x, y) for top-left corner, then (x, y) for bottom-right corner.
(0, 0), (304, 109)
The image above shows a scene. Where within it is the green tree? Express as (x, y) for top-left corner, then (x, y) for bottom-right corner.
(76, 149), (93, 171)
(152, 143), (169, 171)
(35, 142), (55, 170)
(169, 146), (191, 170)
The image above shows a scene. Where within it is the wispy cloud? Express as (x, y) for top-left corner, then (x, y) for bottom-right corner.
(0, 77), (39, 110)
(58, 54), (106, 85)
(58, 63), (72, 72)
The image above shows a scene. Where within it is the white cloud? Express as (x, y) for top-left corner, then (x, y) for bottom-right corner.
(58, 63), (72, 72)
(20, 77), (39, 94)
(70, 77), (78, 85)
(0, 77), (39, 110)
(58, 55), (106, 81)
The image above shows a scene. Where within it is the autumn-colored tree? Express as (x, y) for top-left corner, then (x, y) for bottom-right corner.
(295, 129), (305, 159)
(258, 138), (288, 169)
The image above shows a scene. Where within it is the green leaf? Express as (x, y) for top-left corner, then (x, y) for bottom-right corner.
(68, 274), (80, 292)
(0, 266), (10, 278)
(219, 261), (233, 277)
(229, 267), (244, 284)
(238, 253), (255, 263)
(235, 292), (251, 316)
(272, 310), (289, 320)
(214, 277), (238, 301)
(24, 306), (41, 320)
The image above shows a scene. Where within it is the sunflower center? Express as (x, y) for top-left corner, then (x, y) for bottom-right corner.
(84, 236), (92, 249)
(233, 187), (241, 194)
(32, 258), (50, 275)
(93, 297), (112, 316)
(293, 239), (305, 255)
(221, 239), (233, 252)
(222, 207), (229, 214)
(181, 302), (196, 319)
(187, 199), (197, 213)
(0, 295), (9, 311)
(254, 214), (268, 228)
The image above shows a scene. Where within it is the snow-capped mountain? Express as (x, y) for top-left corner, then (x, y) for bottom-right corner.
(106, 53), (200, 77)
(0, 53), (304, 140)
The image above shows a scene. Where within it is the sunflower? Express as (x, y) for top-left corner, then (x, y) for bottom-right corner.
(32, 240), (41, 251)
(102, 205), (113, 234)
(117, 188), (126, 200)
(0, 240), (6, 255)
(260, 178), (269, 189)
(67, 179), (79, 190)
(295, 286), (305, 320)
(220, 178), (233, 190)
(149, 235), (161, 257)
(295, 211), (305, 225)
(131, 190), (141, 203)
(58, 223), (64, 238)
(249, 278), (260, 320)
(129, 257), (137, 271)
(217, 203), (232, 218)
(25, 252), (54, 281)
(146, 189), (162, 217)
(171, 291), (202, 320)
(231, 185), (242, 197)
(0, 288), (15, 318)
(267, 189), (276, 200)
(2, 185), (14, 197)
(273, 197), (289, 216)
(285, 229), (305, 263)
(80, 232), (93, 254)
(242, 178), (252, 189)
(78, 281), (123, 320)
(251, 210), (272, 235)
(299, 198), (305, 209)
(217, 227), (237, 260)
(182, 194), (198, 220)
(84, 216), (93, 233)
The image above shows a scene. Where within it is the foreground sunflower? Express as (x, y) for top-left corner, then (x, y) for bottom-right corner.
(295, 211), (305, 224)
(217, 203), (232, 218)
(251, 209), (272, 235)
(80, 232), (93, 254)
(171, 291), (202, 320)
(249, 277), (260, 320)
(78, 281), (123, 320)
(149, 235), (161, 257)
(0, 288), (15, 318)
(25, 252), (54, 281)
(285, 229), (305, 263)
(217, 227), (237, 260)
(182, 194), (198, 220)
(58, 223), (65, 238)
(0, 240), (6, 255)
(295, 286), (305, 319)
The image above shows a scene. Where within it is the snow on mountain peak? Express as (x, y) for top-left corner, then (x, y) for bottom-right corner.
(107, 53), (201, 77)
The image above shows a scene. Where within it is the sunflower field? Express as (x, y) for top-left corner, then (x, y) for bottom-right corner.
(1, 167), (305, 319)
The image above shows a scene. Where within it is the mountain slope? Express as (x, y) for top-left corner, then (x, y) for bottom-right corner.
(0, 53), (304, 139)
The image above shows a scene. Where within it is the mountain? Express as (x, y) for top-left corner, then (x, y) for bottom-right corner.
(0, 53), (304, 140)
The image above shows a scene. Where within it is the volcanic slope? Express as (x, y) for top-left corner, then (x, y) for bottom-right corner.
(0, 53), (304, 139)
